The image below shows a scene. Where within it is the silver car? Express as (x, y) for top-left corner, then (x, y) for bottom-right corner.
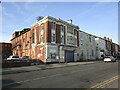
(104, 56), (116, 62)
(7, 55), (19, 60)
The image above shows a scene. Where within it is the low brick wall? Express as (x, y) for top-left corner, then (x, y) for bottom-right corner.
(2, 59), (44, 68)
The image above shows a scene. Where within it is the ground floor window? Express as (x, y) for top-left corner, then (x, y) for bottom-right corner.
(51, 53), (56, 59)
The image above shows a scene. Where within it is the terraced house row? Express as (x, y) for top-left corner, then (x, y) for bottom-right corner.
(11, 16), (120, 63)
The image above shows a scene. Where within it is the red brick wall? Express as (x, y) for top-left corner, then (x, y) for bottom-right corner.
(56, 24), (60, 43)
(1, 43), (12, 59)
(64, 26), (66, 44)
(36, 46), (44, 62)
(77, 31), (79, 46)
(11, 21), (52, 60)
(36, 25), (40, 44)
(46, 21), (51, 42)
(11, 29), (32, 58)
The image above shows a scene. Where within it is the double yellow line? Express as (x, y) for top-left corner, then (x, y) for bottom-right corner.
(90, 75), (118, 88)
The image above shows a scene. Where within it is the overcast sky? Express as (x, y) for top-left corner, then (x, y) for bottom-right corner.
(1, 2), (118, 44)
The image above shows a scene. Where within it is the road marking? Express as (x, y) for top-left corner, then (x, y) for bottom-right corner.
(3, 67), (94, 87)
(90, 75), (118, 88)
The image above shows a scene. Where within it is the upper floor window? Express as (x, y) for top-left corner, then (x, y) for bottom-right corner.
(67, 25), (73, 34)
(8, 44), (11, 47)
(67, 36), (73, 44)
(40, 23), (44, 30)
(40, 30), (44, 43)
(80, 33), (84, 39)
(51, 22), (56, 30)
(74, 30), (77, 36)
(80, 40), (84, 45)
(31, 29), (34, 43)
(89, 36), (91, 42)
(52, 33), (56, 42)
(61, 35), (64, 43)
(60, 25), (64, 32)
(5, 44), (7, 47)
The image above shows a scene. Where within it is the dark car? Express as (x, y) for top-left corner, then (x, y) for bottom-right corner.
(19, 56), (31, 60)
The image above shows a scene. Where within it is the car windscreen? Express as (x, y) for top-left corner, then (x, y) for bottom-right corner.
(105, 56), (111, 58)
(20, 56), (29, 59)
(13, 56), (19, 58)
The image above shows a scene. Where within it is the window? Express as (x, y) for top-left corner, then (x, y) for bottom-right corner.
(92, 50), (94, 56)
(74, 30), (77, 36)
(40, 50), (42, 56)
(75, 38), (77, 45)
(40, 30), (44, 43)
(52, 34), (56, 42)
(100, 50), (104, 52)
(40, 35), (43, 42)
(61, 35), (64, 43)
(8, 45), (11, 47)
(40, 23), (44, 30)
(31, 29), (34, 43)
(87, 50), (89, 56)
(80, 33), (84, 39)
(67, 36), (73, 44)
(60, 25), (64, 32)
(5, 44), (7, 47)
(53, 34), (55, 42)
(89, 36), (91, 42)
(51, 54), (56, 59)
(51, 22), (56, 29)
(67, 26), (73, 34)
(80, 40), (84, 45)
(81, 50), (83, 56)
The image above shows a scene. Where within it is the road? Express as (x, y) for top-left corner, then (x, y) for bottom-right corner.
(2, 61), (118, 88)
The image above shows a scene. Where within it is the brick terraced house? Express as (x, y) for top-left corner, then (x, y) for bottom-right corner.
(11, 16), (120, 63)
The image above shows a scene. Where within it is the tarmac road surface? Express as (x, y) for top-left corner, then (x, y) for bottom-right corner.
(2, 61), (118, 88)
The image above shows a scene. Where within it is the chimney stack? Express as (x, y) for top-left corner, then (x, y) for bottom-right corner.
(104, 36), (107, 40)
(67, 19), (72, 24)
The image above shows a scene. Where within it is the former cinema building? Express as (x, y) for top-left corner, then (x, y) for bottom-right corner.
(11, 16), (120, 63)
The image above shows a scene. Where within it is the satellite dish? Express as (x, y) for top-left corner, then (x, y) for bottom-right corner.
(36, 16), (44, 21)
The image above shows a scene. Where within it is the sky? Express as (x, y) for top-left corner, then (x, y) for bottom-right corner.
(1, 2), (118, 44)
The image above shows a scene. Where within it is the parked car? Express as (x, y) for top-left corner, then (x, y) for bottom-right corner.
(7, 55), (19, 60)
(19, 56), (31, 60)
(104, 56), (116, 62)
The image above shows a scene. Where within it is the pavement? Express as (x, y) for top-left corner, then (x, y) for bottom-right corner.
(2, 61), (102, 75)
